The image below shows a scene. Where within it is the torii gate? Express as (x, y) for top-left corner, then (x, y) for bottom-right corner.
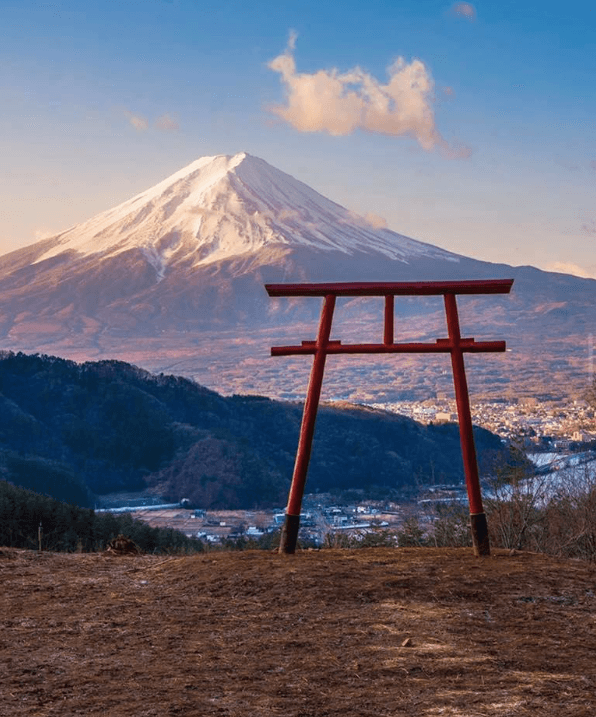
(265, 279), (514, 557)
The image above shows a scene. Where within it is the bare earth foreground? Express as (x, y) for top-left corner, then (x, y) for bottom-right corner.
(2, 547), (596, 716)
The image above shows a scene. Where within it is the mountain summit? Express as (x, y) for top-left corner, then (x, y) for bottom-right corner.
(27, 152), (458, 273)
(0, 153), (594, 400)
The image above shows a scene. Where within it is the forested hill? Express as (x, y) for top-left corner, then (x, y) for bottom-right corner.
(0, 352), (522, 509)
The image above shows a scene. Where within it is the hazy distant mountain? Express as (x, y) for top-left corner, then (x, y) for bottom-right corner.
(0, 152), (594, 401)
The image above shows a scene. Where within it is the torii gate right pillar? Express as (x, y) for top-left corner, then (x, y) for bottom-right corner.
(444, 293), (490, 556)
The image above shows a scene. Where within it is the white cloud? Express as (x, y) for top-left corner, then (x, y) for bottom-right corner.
(364, 212), (388, 230)
(546, 261), (595, 279)
(267, 38), (471, 159)
(34, 228), (58, 241)
(155, 113), (179, 131)
(124, 110), (148, 131)
(287, 28), (298, 51)
(122, 110), (179, 133)
(451, 2), (476, 20)
(555, 156), (580, 171)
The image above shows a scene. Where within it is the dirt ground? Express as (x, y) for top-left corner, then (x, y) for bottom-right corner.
(1, 546), (596, 717)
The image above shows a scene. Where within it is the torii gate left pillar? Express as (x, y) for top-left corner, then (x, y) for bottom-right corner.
(266, 279), (514, 557)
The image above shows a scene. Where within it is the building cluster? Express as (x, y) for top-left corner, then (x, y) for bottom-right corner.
(128, 498), (408, 546)
(371, 398), (596, 446)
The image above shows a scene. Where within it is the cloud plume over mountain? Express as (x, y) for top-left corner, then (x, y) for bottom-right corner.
(268, 36), (471, 158)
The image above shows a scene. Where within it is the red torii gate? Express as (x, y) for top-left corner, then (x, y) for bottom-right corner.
(265, 279), (514, 557)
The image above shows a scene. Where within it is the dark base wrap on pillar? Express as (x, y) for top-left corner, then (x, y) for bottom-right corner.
(470, 512), (490, 556)
(279, 513), (301, 554)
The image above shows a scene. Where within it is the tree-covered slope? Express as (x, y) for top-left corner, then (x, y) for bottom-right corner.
(0, 352), (522, 508)
(0, 480), (202, 553)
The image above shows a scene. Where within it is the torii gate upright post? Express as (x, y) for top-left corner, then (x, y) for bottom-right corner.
(280, 294), (336, 552)
(266, 279), (514, 556)
(444, 292), (489, 554)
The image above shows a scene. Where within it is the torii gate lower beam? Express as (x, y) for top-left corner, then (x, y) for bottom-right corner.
(266, 279), (514, 557)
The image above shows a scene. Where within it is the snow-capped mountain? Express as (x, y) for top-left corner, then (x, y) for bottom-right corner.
(0, 151), (485, 336)
(0, 152), (594, 401)
(29, 152), (459, 271)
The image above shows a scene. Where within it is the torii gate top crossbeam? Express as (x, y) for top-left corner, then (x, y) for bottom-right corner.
(265, 278), (513, 297)
(266, 279), (513, 356)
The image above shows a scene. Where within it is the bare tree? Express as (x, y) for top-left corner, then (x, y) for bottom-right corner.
(484, 462), (551, 552)
(541, 460), (596, 562)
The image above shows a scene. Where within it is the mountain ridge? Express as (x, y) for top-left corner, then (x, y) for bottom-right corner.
(0, 351), (517, 508)
(0, 153), (594, 400)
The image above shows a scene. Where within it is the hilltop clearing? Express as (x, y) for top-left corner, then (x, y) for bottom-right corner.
(2, 547), (595, 716)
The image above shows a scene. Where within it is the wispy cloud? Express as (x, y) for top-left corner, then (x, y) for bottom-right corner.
(155, 113), (179, 131)
(554, 156), (580, 171)
(267, 36), (471, 159)
(590, 160), (596, 171)
(343, 210), (389, 231)
(581, 219), (596, 236)
(124, 110), (149, 131)
(364, 212), (388, 230)
(451, 2), (476, 20)
(34, 228), (58, 241)
(546, 261), (595, 279)
(123, 110), (179, 132)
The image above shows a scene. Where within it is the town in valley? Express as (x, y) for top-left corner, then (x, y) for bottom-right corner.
(100, 393), (596, 546)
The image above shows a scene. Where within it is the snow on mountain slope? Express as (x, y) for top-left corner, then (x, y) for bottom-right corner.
(31, 152), (460, 276)
(0, 153), (595, 401)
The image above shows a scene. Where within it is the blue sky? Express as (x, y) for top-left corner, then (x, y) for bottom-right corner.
(1, 0), (595, 276)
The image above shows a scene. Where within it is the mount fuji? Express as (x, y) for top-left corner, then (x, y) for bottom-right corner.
(0, 152), (594, 401)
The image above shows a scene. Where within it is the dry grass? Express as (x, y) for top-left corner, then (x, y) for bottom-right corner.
(1, 546), (595, 716)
